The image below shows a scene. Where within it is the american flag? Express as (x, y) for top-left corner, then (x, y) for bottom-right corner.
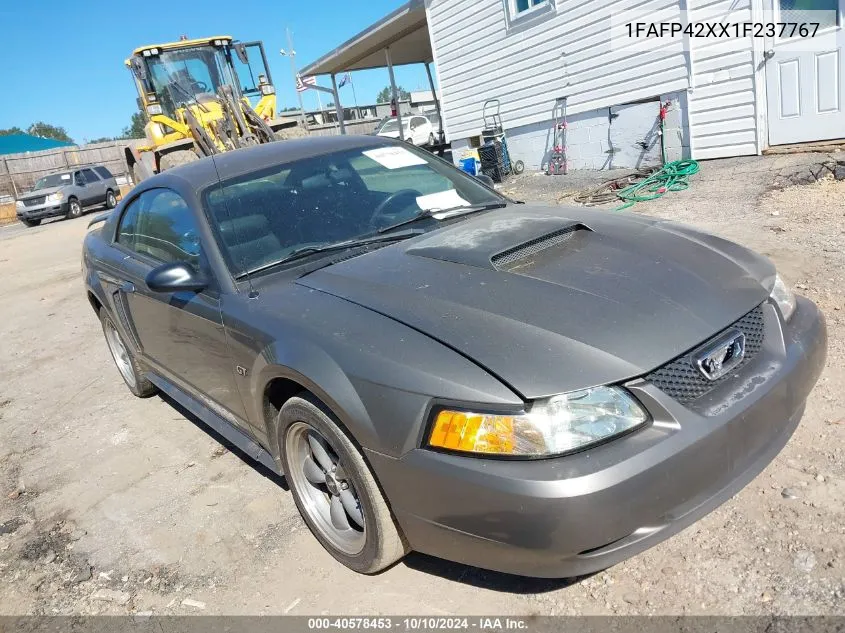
(295, 74), (317, 92)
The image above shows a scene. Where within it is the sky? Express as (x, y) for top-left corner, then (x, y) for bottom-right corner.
(0, 0), (433, 143)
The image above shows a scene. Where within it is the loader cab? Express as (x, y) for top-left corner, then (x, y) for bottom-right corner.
(129, 37), (274, 121)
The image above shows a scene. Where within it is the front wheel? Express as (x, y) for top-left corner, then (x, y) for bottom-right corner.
(66, 198), (82, 220)
(159, 149), (200, 171)
(105, 190), (117, 209)
(279, 395), (407, 574)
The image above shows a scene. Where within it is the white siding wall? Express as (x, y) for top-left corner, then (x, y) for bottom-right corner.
(426, 0), (692, 140)
(687, 0), (760, 159)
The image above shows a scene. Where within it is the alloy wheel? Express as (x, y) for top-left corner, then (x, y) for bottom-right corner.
(104, 320), (137, 388)
(286, 421), (365, 555)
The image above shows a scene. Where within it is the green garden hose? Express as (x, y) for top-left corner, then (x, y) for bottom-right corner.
(615, 159), (700, 210)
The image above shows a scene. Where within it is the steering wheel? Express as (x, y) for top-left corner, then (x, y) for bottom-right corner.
(369, 189), (421, 228)
(191, 80), (210, 93)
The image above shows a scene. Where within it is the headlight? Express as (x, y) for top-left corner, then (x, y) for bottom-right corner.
(15, 200), (24, 208)
(770, 274), (796, 321)
(260, 84), (275, 96)
(146, 104), (162, 115)
(428, 386), (648, 457)
(45, 192), (64, 203)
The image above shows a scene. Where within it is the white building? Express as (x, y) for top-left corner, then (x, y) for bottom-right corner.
(302, 0), (844, 171)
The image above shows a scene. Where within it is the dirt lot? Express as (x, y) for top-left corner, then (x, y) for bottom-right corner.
(0, 154), (843, 616)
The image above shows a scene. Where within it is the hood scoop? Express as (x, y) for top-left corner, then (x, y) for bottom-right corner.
(406, 215), (590, 271)
(491, 224), (591, 270)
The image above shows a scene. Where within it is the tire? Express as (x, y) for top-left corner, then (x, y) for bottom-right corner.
(132, 162), (146, 185)
(21, 218), (40, 227)
(274, 125), (307, 141)
(513, 159), (525, 175)
(278, 395), (407, 574)
(105, 190), (117, 209)
(99, 308), (158, 398)
(66, 198), (82, 220)
(159, 149), (200, 171)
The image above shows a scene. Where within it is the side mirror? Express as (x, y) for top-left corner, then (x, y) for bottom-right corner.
(145, 262), (207, 293)
(475, 174), (495, 187)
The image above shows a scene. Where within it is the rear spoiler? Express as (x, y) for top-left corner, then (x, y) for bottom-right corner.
(88, 211), (111, 228)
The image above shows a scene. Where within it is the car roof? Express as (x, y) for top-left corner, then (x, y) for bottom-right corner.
(155, 135), (402, 189)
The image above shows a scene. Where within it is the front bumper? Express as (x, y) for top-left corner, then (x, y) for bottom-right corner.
(366, 297), (827, 577)
(16, 201), (67, 221)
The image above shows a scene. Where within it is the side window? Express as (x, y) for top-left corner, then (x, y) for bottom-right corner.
(117, 196), (142, 250)
(73, 171), (85, 186)
(81, 168), (100, 183)
(118, 189), (201, 267)
(94, 166), (113, 180)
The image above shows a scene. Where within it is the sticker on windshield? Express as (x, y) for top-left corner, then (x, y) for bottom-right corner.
(61, 174), (71, 180)
(362, 146), (426, 169)
(416, 190), (470, 216)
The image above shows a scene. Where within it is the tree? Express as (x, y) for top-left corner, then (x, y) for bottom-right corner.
(27, 122), (73, 143)
(0, 126), (24, 136)
(120, 111), (146, 139)
(88, 137), (114, 144)
(376, 86), (410, 103)
(325, 101), (335, 108)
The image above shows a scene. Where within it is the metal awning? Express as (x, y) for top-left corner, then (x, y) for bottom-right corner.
(300, 0), (430, 76)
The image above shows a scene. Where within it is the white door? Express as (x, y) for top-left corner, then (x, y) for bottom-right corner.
(766, 0), (845, 145)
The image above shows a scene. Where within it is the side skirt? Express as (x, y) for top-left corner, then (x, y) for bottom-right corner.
(146, 372), (281, 476)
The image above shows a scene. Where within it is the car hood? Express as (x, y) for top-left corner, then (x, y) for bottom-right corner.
(296, 205), (774, 400)
(376, 130), (402, 139)
(19, 186), (63, 200)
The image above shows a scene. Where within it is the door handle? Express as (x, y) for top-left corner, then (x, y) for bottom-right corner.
(764, 49), (775, 61)
(120, 281), (135, 294)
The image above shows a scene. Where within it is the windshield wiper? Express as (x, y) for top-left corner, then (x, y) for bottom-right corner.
(377, 202), (507, 234)
(236, 229), (425, 279)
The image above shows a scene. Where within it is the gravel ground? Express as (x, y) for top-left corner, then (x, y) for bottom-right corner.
(0, 153), (843, 616)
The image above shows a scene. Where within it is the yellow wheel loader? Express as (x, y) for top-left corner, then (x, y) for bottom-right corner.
(124, 35), (304, 182)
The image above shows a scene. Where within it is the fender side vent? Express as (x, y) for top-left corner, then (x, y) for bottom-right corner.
(491, 224), (589, 269)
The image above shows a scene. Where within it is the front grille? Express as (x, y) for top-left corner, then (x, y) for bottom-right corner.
(646, 304), (766, 404)
(491, 225), (587, 268)
(23, 196), (46, 207)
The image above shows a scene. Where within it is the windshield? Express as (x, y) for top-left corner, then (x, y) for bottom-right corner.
(33, 173), (72, 190)
(144, 46), (238, 118)
(205, 143), (504, 276)
(377, 118), (406, 133)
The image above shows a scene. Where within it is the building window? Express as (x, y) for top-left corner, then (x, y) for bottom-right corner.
(513, 0), (546, 16)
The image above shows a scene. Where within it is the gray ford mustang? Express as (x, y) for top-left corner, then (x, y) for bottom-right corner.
(83, 136), (827, 577)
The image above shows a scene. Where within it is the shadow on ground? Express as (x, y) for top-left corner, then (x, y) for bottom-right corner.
(402, 553), (590, 593)
(159, 393), (289, 491)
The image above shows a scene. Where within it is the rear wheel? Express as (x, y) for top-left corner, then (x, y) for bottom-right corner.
(105, 190), (117, 209)
(99, 308), (157, 398)
(428, 133), (436, 146)
(132, 162), (146, 185)
(278, 395), (407, 574)
(159, 150), (200, 171)
(66, 198), (82, 220)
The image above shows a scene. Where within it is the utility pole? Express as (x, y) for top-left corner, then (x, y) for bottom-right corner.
(280, 28), (307, 129)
